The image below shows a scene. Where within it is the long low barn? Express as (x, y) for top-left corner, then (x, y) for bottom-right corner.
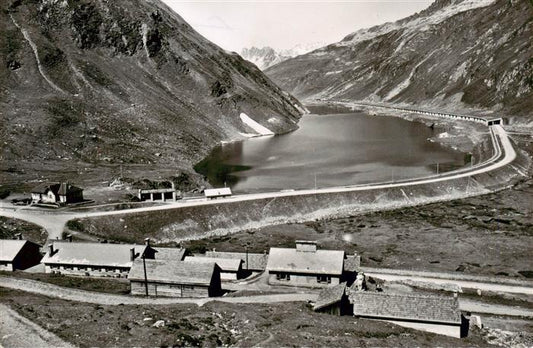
(41, 241), (154, 278)
(129, 259), (222, 297)
(350, 292), (467, 338)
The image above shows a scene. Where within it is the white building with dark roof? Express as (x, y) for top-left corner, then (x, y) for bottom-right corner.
(350, 292), (467, 338)
(184, 256), (244, 280)
(266, 241), (345, 288)
(0, 239), (42, 271)
(31, 182), (83, 205)
(129, 259), (222, 297)
(41, 241), (154, 278)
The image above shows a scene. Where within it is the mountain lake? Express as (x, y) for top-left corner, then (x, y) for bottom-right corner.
(194, 109), (469, 193)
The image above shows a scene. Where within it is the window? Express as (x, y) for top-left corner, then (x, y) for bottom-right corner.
(276, 273), (290, 281)
(317, 275), (331, 284)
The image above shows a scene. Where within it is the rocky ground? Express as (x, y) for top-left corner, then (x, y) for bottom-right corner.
(0, 288), (489, 347)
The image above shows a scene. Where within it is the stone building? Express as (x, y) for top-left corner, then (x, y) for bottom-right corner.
(266, 241), (345, 288)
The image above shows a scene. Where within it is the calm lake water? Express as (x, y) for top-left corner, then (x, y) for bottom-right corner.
(195, 111), (468, 193)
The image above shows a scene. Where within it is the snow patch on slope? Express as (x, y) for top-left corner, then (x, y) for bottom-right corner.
(239, 113), (274, 136)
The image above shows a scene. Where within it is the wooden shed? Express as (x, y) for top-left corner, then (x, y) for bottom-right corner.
(184, 256), (244, 280)
(313, 282), (352, 316)
(129, 259), (222, 298)
(205, 251), (268, 276)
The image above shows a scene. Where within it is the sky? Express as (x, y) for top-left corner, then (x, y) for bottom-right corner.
(162, 1), (434, 53)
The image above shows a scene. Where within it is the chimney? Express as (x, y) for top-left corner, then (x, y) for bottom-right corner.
(14, 233), (22, 240)
(48, 244), (54, 256)
(130, 248), (135, 261)
(144, 238), (150, 246)
(295, 240), (317, 253)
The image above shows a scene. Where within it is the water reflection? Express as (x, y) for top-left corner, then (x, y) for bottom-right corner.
(195, 112), (467, 193)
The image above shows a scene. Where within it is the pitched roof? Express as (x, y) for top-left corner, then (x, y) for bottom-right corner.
(154, 247), (187, 261)
(204, 188), (232, 198)
(313, 282), (347, 311)
(58, 183), (83, 196)
(41, 241), (147, 268)
(129, 259), (216, 286)
(184, 256), (242, 272)
(0, 240), (40, 262)
(266, 247), (344, 275)
(31, 182), (60, 194)
(204, 251), (268, 271)
(350, 292), (461, 324)
(343, 254), (361, 272)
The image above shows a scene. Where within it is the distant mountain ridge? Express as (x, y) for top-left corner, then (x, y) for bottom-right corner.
(0, 0), (304, 181)
(266, 0), (532, 122)
(241, 42), (325, 70)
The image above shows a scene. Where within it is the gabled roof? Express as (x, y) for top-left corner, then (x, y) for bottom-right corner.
(204, 188), (232, 198)
(313, 282), (347, 311)
(343, 255), (361, 272)
(266, 247), (344, 275)
(58, 183), (83, 195)
(41, 241), (147, 268)
(350, 292), (461, 324)
(31, 183), (60, 194)
(154, 247), (187, 261)
(204, 251), (268, 271)
(184, 256), (242, 272)
(129, 259), (216, 286)
(0, 240), (40, 262)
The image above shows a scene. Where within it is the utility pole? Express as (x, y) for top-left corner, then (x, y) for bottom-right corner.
(436, 162), (439, 175)
(314, 173), (317, 190)
(142, 253), (148, 296)
(245, 246), (248, 271)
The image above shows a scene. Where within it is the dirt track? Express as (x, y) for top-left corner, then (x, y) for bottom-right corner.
(0, 276), (316, 306)
(0, 304), (75, 348)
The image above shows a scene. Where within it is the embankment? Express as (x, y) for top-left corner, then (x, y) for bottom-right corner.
(74, 140), (530, 244)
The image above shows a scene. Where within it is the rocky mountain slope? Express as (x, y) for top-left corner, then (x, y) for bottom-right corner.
(241, 43), (324, 70)
(266, 0), (532, 122)
(0, 0), (303, 184)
